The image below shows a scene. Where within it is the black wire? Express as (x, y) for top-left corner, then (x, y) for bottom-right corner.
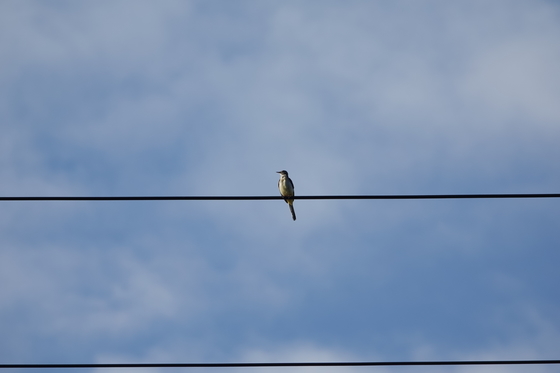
(0, 193), (559, 201)
(1, 360), (559, 369)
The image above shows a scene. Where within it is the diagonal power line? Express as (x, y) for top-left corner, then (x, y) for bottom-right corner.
(0, 193), (559, 201)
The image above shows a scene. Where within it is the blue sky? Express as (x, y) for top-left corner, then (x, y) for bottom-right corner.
(1, 0), (560, 372)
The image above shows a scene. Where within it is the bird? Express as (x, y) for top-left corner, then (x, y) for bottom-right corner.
(277, 170), (296, 221)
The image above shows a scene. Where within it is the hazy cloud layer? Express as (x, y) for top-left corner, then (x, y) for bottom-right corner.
(1, 0), (559, 370)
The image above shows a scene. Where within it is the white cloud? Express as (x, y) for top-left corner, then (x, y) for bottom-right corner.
(241, 343), (385, 373)
(461, 37), (560, 125)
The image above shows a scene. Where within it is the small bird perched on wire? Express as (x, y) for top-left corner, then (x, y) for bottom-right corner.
(277, 170), (296, 221)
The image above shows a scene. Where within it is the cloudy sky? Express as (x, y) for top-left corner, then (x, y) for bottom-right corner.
(1, 0), (560, 372)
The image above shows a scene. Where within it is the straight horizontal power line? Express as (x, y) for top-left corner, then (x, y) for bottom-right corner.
(0, 193), (559, 201)
(1, 359), (559, 369)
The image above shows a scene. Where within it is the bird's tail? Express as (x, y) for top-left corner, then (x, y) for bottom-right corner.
(288, 201), (296, 221)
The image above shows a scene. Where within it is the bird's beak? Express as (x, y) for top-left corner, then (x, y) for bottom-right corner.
(276, 171), (281, 173)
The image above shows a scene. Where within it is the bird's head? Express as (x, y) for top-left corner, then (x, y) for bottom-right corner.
(276, 170), (289, 176)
